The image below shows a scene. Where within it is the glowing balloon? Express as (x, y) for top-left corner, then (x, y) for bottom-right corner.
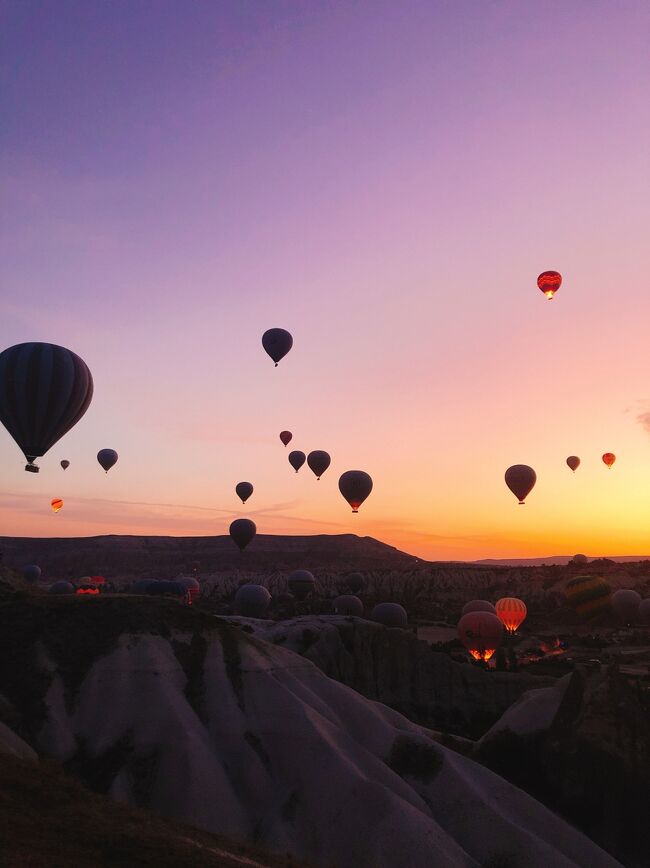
(51, 498), (63, 513)
(566, 456), (580, 472)
(0, 342), (93, 472)
(236, 481), (254, 504)
(339, 470), (373, 513)
(457, 612), (504, 661)
(61, 460), (70, 470)
(461, 600), (496, 616)
(288, 450), (306, 473)
(565, 575), (611, 619)
(280, 431), (292, 447)
(333, 595), (363, 616)
(307, 450), (331, 480)
(495, 597), (527, 633)
(537, 270), (562, 300)
(97, 448), (118, 473)
(602, 452), (616, 469)
(504, 465), (536, 504)
(229, 518), (256, 551)
(262, 328), (293, 366)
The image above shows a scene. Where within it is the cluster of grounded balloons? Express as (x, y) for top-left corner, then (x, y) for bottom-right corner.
(565, 575), (650, 624)
(456, 597), (527, 661)
(505, 452), (618, 505)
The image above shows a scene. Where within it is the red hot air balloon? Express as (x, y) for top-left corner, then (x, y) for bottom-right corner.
(504, 465), (536, 504)
(279, 431), (292, 447)
(307, 450), (331, 480)
(457, 612), (504, 661)
(229, 518), (256, 551)
(262, 328), (293, 366)
(339, 470), (373, 513)
(235, 481), (254, 504)
(602, 452), (616, 469)
(495, 597), (527, 633)
(51, 498), (63, 513)
(566, 456), (580, 472)
(537, 271), (562, 300)
(288, 450), (306, 473)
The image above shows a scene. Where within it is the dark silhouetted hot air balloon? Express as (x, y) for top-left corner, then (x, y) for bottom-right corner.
(49, 581), (74, 595)
(565, 575), (611, 619)
(61, 460), (70, 470)
(537, 271), (561, 300)
(131, 579), (154, 594)
(23, 564), (41, 583)
(639, 599), (650, 624)
(339, 470), (373, 513)
(307, 450), (331, 480)
(235, 584), (271, 617)
(236, 481), (254, 504)
(289, 450), (306, 473)
(345, 572), (364, 594)
(495, 597), (527, 633)
(288, 569), (316, 600)
(97, 448), (118, 473)
(333, 595), (363, 616)
(371, 602), (408, 628)
(230, 518), (256, 551)
(51, 498), (63, 513)
(280, 431), (292, 447)
(0, 342), (93, 472)
(262, 328), (293, 366)
(566, 456), (580, 472)
(461, 600), (496, 616)
(505, 465), (536, 504)
(602, 452), (616, 469)
(457, 612), (503, 661)
(611, 589), (641, 623)
(571, 554), (588, 565)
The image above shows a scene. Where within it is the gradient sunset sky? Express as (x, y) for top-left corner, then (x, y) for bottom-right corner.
(1, 1), (648, 560)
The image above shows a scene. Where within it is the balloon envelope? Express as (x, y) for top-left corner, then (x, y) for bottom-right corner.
(639, 599), (650, 624)
(23, 564), (41, 583)
(371, 602), (408, 628)
(0, 342), (93, 471)
(461, 600), (496, 616)
(97, 448), (118, 472)
(49, 581), (74, 595)
(279, 431), (292, 447)
(611, 589), (641, 622)
(565, 575), (612, 619)
(602, 452), (616, 469)
(345, 572), (364, 594)
(51, 498), (63, 513)
(307, 450), (331, 480)
(537, 270), (562, 300)
(566, 456), (580, 472)
(61, 460), (70, 470)
(457, 612), (503, 661)
(235, 481), (254, 504)
(288, 569), (316, 600)
(288, 450), (306, 473)
(262, 328), (293, 366)
(333, 595), (363, 616)
(505, 465), (536, 504)
(495, 597), (527, 633)
(339, 470), (373, 513)
(229, 518), (256, 551)
(235, 584), (271, 617)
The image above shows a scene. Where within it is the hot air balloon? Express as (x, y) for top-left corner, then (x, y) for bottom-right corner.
(339, 470), (373, 513)
(566, 456), (580, 472)
(505, 465), (536, 504)
(51, 498), (63, 513)
(571, 554), (589, 565)
(288, 569), (316, 600)
(236, 481), (254, 504)
(0, 342), (93, 472)
(288, 450), (306, 473)
(537, 271), (561, 300)
(307, 450), (331, 480)
(345, 572), (364, 594)
(639, 599), (650, 624)
(97, 449), (118, 473)
(177, 576), (201, 604)
(89, 575), (106, 586)
(602, 452), (616, 469)
(333, 595), (363, 616)
(495, 597), (527, 633)
(23, 564), (41, 583)
(75, 584), (100, 595)
(262, 328), (293, 366)
(461, 600), (496, 616)
(48, 581), (74, 595)
(235, 584), (271, 617)
(565, 575), (612, 619)
(279, 431), (292, 447)
(61, 460), (70, 470)
(457, 612), (503, 661)
(371, 602), (408, 628)
(611, 589), (641, 623)
(229, 518), (256, 551)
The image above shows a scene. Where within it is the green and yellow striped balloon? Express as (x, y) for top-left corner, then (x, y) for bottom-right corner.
(565, 575), (612, 619)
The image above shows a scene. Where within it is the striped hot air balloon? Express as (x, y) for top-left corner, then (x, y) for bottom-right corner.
(495, 597), (527, 633)
(51, 498), (64, 513)
(565, 575), (612, 619)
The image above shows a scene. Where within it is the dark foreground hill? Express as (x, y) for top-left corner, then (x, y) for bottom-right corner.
(0, 533), (419, 581)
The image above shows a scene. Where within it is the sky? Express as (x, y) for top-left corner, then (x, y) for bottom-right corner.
(1, 0), (649, 560)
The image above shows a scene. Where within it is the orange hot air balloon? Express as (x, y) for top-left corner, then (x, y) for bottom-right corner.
(602, 452), (616, 469)
(566, 456), (580, 472)
(537, 270), (561, 300)
(51, 498), (63, 513)
(495, 597), (527, 633)
(457, 612), (503, 662)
